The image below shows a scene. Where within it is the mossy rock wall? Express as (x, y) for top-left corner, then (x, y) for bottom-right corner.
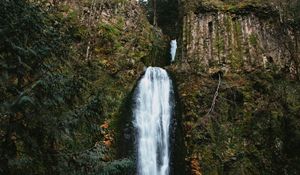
(168, 67), (300, 174)
(169, 1), (300, 174)
(178, 1), (299, 75)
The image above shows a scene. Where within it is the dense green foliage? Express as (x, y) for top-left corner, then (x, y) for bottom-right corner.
(174, 70), (300, 174)
(1, 0), (299, 174)
(0, 0), (149, 174)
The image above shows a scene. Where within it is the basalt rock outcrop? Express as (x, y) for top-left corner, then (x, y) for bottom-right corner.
(169, 1), (300, 174)
(177, 1), (299, 76)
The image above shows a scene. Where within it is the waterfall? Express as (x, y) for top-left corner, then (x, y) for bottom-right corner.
(170, 40), (177, 62)
(134, 67), (173, 175)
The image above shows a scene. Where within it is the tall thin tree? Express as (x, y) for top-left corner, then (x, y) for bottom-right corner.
(152, 0), (157, 26)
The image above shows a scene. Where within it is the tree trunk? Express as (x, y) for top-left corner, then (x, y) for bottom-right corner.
(153, 0), (157, 26)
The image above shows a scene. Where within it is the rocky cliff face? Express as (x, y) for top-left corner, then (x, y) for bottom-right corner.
(169, 1), (300, 175)
(178, 2), (299, 76)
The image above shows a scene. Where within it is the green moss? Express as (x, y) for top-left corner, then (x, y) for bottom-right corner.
(249, 33), (258, 46)
(99, 23), (121, 39)
(174, 69), (300, 175)
(215, 33), (225, 53)
(229, 51), (242, 69)
(226, 4), (239, 12)
(236, 20), (242, 34)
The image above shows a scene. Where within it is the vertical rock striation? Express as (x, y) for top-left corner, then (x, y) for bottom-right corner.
(179, 3), (299, 74)
(168, 1), (300, 174)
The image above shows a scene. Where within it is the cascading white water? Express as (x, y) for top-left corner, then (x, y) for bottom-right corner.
(134, 67), (173, 175)
(170, 39), (177, 62)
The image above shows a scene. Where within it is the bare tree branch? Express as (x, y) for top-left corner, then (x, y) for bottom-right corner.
(205, 73), (221, 117)
(85, 0), (96, 61)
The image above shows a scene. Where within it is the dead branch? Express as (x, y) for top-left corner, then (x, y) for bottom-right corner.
(205, 73), (221, 117)
(85, 0), (96, 61)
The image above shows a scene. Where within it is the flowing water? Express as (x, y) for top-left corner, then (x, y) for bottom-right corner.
(134, 67), (173, 175)
(170, 40), (177, 62)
